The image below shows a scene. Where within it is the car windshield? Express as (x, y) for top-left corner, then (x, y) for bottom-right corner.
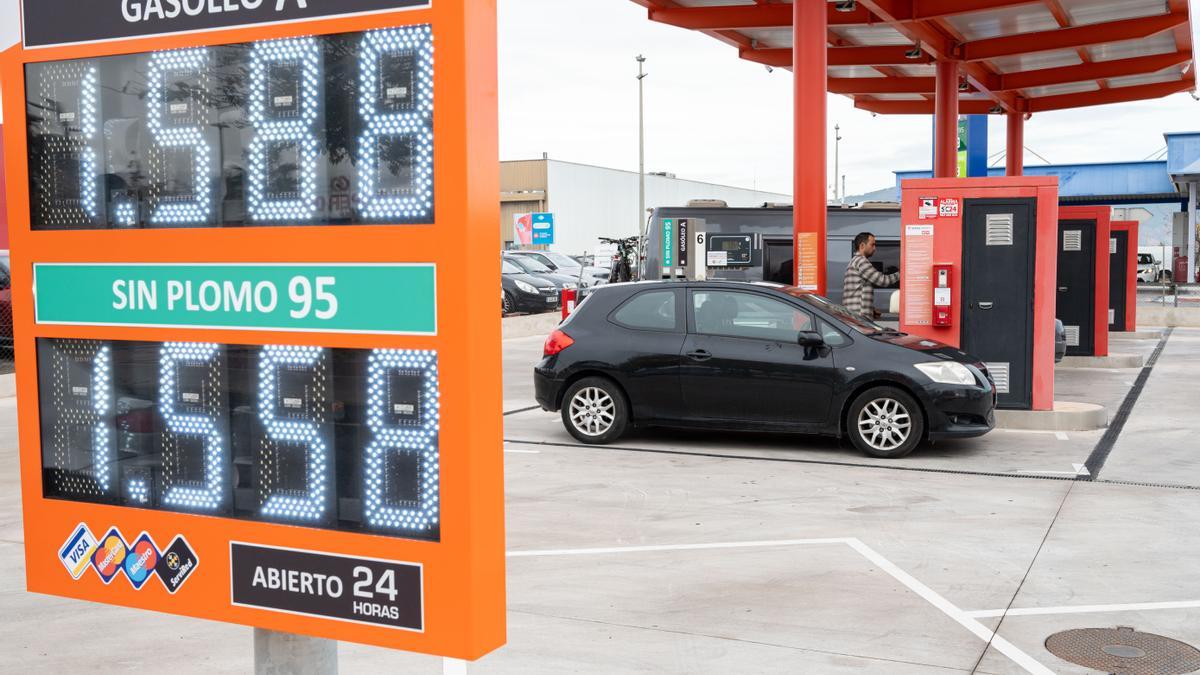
(502, 260), (524, 274)
(542, 252), (582, 269)
(506, 256), (552, 273)
(778, 287), (890, 335)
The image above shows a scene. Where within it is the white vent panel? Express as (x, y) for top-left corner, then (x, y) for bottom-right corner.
(986, 214), (1014, 246)
(1063, 230), (1083, 252)
(1109, 308), (1116, 324)
(1064, 325), (1080, 347)
(1110, 237), (1118, 255)
(986, 362), (1010, 394)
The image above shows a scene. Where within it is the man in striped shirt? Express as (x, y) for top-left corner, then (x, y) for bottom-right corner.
(842, 232), (899, 318)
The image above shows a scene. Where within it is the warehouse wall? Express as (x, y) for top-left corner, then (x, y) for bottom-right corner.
(542, 159), (790, 255)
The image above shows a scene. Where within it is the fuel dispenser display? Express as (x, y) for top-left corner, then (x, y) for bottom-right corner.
(900, 177), (1060, 411)
(1109, 220), (1139, 332)
(932, 263), (953, 327)
(1056, 206), (1111, 357)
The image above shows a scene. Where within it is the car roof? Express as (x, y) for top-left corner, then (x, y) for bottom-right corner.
(602, 279), (814, 295)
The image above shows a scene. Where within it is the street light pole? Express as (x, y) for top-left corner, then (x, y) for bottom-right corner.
(834, 123), (842, 203)
(636, 54), (648, 274)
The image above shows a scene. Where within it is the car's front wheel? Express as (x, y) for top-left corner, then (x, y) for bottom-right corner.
(561, 376), (629, 444)
(847, 386), (924, 459)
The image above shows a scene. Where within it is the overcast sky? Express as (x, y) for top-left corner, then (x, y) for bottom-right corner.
(499, 0), (1200, 197)
(0, 0), (1195, 199)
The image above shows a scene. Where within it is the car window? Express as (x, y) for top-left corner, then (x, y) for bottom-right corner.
(868, 241), (901, 276)
(692, 291), (814, 342)
(502, 260), (523, 274)
(506, 256), (551, 273)
(612, 290), (678, 331)
(818, 320), (849, 347)
(544, 252), (581, 269)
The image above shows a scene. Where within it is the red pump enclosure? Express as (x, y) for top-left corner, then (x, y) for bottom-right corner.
(1057, 206), (1111, 357)
(1109, 220), (1139, 333)
(900, 177), (1060, 411)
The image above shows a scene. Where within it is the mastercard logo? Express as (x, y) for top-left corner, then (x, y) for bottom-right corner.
(92, 535), (127, 577)
(124, 540), (159, 583)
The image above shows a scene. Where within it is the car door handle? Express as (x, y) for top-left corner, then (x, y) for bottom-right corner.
(976, 301), (994, 310)
(686, 349), (712, 362)
(1058, 286), (1069, 292)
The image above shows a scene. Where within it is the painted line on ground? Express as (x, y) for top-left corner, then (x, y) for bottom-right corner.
(1055, 432), (1069, 442)
(1080, 328), (1173, 480)
(966, 600), (1200, 619)
(504, 448), (541, 454)
(508, 538), (1053, 675)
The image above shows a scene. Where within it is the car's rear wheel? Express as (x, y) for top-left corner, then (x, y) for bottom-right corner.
(561, 376), (629, 444)
(847, 386), (924, 459)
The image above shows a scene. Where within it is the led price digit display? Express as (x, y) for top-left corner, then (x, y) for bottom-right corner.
(37, 338), (441, 541)
(25, 25), (435, 230)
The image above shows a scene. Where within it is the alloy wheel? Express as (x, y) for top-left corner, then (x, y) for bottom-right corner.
(568, 387), (616, 437)
(856, 397), (912, 452)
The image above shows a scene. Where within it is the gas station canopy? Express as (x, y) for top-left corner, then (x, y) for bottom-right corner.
(633, 0), (1196, 115)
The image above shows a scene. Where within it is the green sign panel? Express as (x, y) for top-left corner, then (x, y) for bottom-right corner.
(34, 263), (437, 335)
(662, 218), (675, 268)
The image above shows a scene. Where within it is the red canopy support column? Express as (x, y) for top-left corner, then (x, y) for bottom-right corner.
(1006, 112), (1025, 176)
(793, 0), (827, 294)
(934, 59), (959, 178)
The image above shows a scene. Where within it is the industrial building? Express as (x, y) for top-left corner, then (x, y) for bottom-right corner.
(500, 157), (790, 254)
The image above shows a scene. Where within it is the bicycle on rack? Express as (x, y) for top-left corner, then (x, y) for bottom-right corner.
(599, 236), (640, 284)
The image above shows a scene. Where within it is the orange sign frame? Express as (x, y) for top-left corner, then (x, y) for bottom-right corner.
(2, 1), (504, 660)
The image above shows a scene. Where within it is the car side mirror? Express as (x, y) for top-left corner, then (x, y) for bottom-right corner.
(797, 331), (825, 347)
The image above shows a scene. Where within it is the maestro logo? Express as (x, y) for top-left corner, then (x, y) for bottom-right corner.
(123, 533), (161, 590)
(91, 528), (128, 584)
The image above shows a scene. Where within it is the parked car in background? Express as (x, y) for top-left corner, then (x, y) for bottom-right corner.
(502, 258), (561, 314)
(1055, 319), (1067, 363)
(535, 280), (996, 458)
(509, 250), (609, 287)
(504, 254), (581, 292)
(1132, 253), (1161, 282)
(0, 250), (11, 353)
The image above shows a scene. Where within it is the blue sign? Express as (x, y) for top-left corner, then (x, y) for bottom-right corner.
(531, 213), (555, 245)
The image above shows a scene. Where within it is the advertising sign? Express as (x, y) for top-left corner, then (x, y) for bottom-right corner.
(4, 1), (505, 660)
(531, 213), (555, 245)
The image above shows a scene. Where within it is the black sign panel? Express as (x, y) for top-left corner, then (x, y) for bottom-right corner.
(231, 542), (423, 630)
(677, 219), (690, 267)
(22, 0), (430, 49)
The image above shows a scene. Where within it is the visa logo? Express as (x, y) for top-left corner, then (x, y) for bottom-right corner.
(58, 524), (99, 580)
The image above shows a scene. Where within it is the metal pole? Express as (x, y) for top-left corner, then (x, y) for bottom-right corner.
(934, 59), (959, 178)
(834, 124), (842, 203)
(636, 55), (648, 277)
(254, 628), (337, 675)
(1189, 181), (1197, 284)
(793, 0), (828, 295)
(1006, 112), (1024, 176)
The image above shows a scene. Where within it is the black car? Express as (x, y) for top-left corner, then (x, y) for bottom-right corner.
(534, 281), (996, 458)
(504, 254), (582, 292)
(502, 258), (561, 314)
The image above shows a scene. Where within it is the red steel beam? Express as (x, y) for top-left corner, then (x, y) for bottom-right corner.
(740, 45), (934, 68)
(1006, 112), (1024, 176)
(829, 77), (937, 94)
(914, 0), (1042, 19)
(933, 59), (960, 177)
(858, 0), (1022, 112)
(1026, 77), (1195, 112)
(854, 99), (997, 114)
(794, 0), (828, 297)
(961, 12), (1189, 62)
(997, 51), (1192, 91)
(648, 3), (873, 30)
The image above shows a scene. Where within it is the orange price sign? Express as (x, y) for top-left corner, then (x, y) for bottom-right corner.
(4, 0), (504, 660)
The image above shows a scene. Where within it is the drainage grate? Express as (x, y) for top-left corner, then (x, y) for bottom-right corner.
(1045, 627), (1200, 674)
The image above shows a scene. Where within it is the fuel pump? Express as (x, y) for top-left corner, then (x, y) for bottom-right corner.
(661, 217), (707, 280)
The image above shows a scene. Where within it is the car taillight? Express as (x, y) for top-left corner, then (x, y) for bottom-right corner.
(543, 329), (575, 356)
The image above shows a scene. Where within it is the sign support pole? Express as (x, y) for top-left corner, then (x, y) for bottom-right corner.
(254, 628), (338, 675)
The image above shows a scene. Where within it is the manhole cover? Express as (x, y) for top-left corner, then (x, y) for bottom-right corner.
(1045, 627), (1200, 674)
